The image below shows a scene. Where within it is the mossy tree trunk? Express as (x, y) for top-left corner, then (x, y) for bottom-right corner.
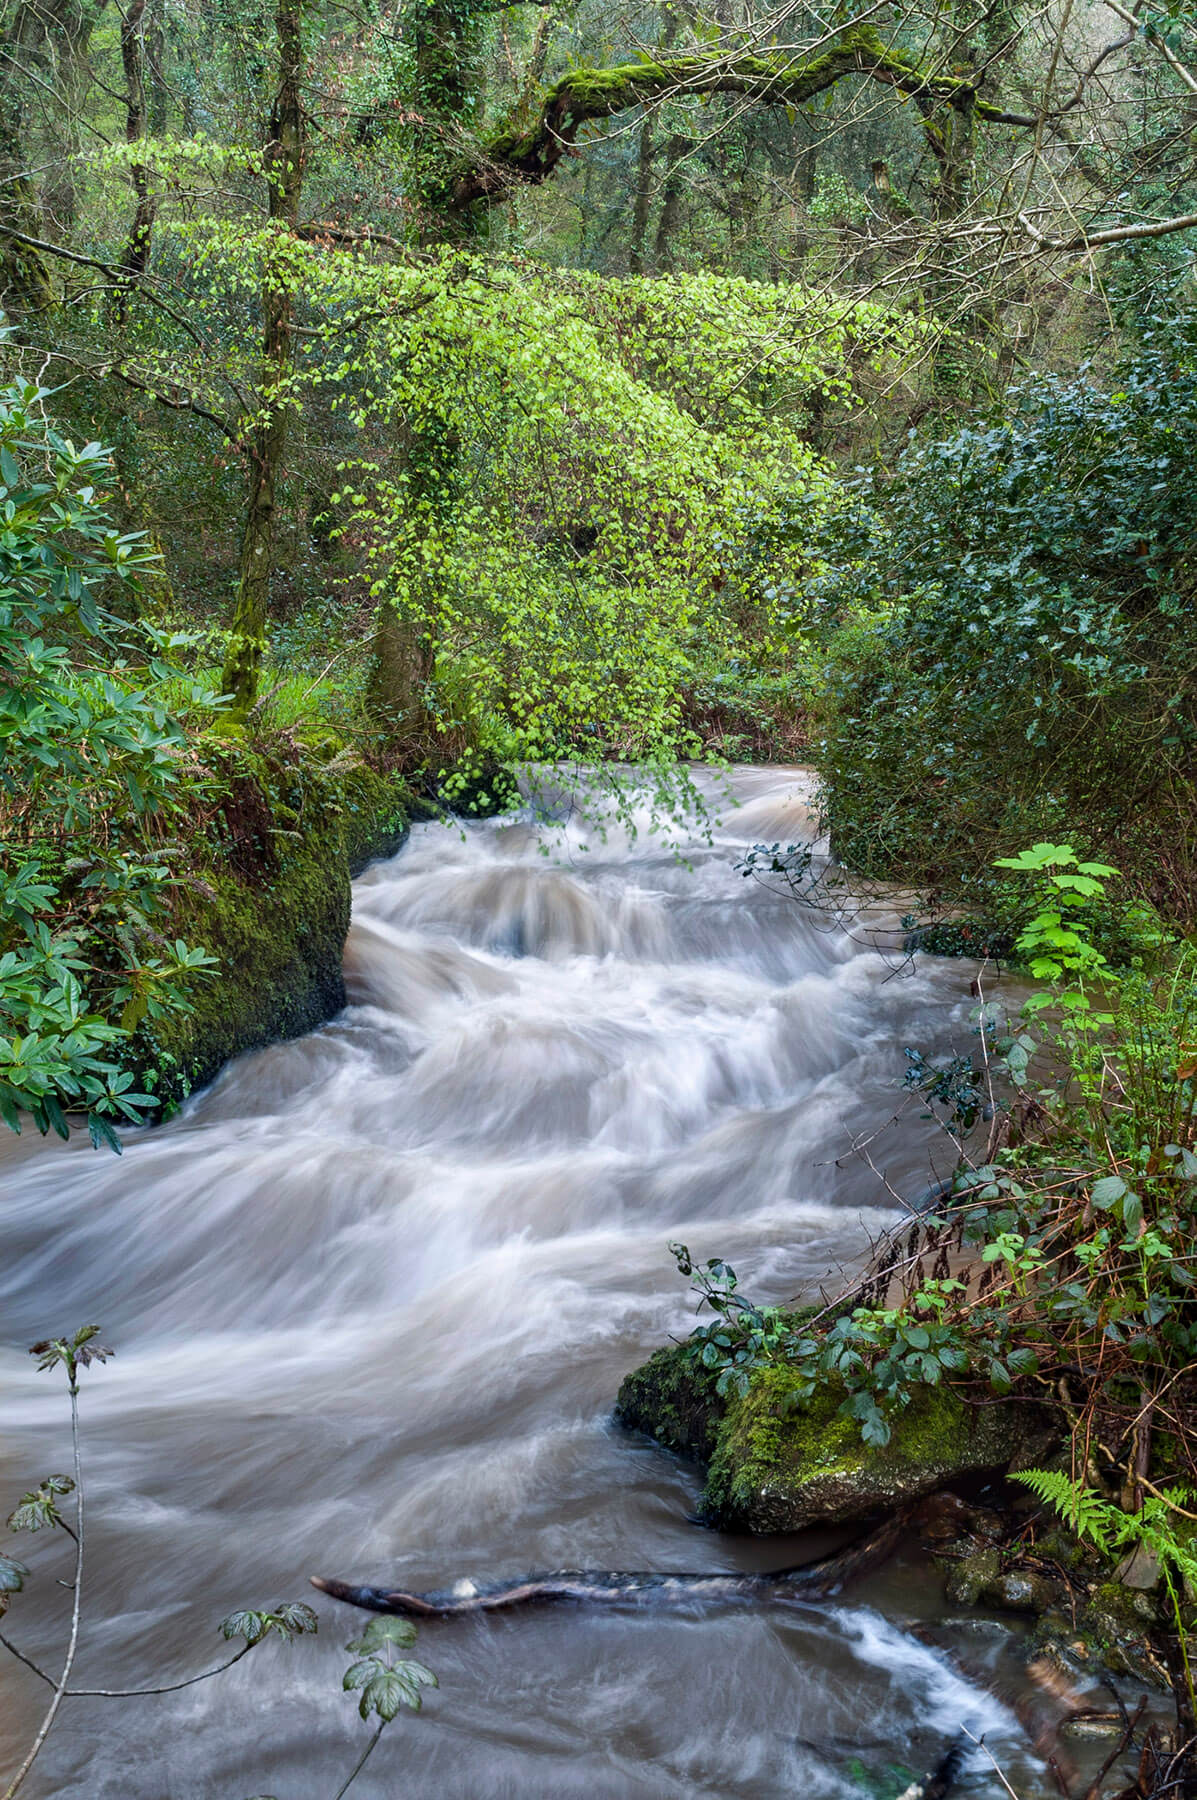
(453, 29), (1031, 217)
(114, 0), (159, 314)
(363, 0), (485, 752)
(406, 0), (485, 245)
(0, 1), (82, 315)
(629, 109), (656, 275)
(221, 0), (306, 716)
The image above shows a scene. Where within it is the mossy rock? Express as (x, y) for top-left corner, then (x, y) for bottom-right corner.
(944, 1549), (1062, 1613)
(616, 1344), (725, 1465)
(617, 1342), (1054, 1534)
(1073, 1581), (1165, 1683)
(336, 765), (414, 875)
(128, 752), (411, 1111)
(707, 1368), (1041, 1532)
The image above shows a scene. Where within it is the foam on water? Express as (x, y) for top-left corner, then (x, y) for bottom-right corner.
(0, 765), (1051, 1798)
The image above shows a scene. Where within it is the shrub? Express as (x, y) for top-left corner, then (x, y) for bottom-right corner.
(812, 329), (1197, 922)
(0, 377), (220, 1145)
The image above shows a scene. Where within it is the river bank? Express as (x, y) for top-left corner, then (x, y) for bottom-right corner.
(125, 747), (413, 1113)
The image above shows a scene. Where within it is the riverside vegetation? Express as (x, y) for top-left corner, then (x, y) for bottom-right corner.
(3, 0), (1197, 1790)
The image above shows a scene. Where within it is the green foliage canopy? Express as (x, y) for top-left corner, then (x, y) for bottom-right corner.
(813, 330), (1197, 914)
(313, 251), (919, 759)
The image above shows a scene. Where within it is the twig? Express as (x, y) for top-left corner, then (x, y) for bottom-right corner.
(1081, 1695), (1146, 1800)
(0, 1631), (255, 1697)
(2, 1378), (87, 1800)
(1139, 1476), (1197, 1523)
(959, 1726), (1023, 1798)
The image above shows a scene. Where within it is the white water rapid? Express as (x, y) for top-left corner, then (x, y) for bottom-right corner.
(1, 767), (1070, 1797)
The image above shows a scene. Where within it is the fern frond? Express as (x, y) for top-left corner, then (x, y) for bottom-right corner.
(1011, 1468), (1115, 1551)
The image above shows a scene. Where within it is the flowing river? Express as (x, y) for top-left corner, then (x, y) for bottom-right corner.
(0, 766), (1094, 1797)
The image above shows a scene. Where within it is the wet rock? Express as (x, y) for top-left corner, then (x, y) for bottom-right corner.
(131, 755), (411, 1111)
(1070, 1580), (1164, 1684)
(616, 1344), (1059, 1534)
(914, 1491), (1002, 1545)
(986, 1569), (1063, 1612)
(940, 1546), (1063, 1612)
(615, 1345), (724, 1467)
(1113, 1544), (1161, 1590)
(945, 1547), (1001, 1605)
(704, 1373), (1051, 1533)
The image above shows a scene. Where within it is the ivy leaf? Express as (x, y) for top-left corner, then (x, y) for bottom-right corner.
(1090, 1175), (1127, 1208)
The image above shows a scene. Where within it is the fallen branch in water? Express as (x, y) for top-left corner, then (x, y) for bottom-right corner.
(311, 1507), (907, 1618)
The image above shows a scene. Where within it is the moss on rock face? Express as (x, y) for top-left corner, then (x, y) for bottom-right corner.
(337, 765), (414, 875)
(617, 1340), (1051, 1534)
(616, 1344), (725, 1464)
(706, 1367), (1036, 1532)
(130, 751), (412, 1112)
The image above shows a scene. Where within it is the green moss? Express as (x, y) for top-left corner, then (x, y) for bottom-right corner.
(128, 750), (412, 1111)
(336, 765), (414, 875)
(615, 1343), (725, 1464)
(616, 1340), (1050, 1534)
(489, 31), (938, 171)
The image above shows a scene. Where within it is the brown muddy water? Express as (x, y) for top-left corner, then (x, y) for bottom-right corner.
(0, 767), (1135, 1798)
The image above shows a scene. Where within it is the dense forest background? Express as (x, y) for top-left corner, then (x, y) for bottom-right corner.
(3, 0), (1197, 1130)
(5, 2), (1197, 1789)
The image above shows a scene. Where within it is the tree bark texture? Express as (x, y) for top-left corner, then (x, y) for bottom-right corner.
(221, 0), (305, 714)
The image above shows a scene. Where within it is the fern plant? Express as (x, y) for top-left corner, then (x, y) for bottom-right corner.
(1014, 1468), (1197, 1718)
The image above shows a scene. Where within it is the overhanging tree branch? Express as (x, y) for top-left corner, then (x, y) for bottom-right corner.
(454, 26), (1038, 208)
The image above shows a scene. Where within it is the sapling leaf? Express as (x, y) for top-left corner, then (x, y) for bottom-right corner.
(221, 1609), (268, 1644)
(346, 1616), (418, 1653)
(0, 1552), (29, 1592)
(357, 1661), (437, 1721)
(271, 1601), (318, 1638)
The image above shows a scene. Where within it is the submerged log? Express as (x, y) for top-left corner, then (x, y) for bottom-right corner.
(311, 1508), (906, 1619)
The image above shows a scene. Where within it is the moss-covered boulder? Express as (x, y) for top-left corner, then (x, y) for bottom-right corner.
(129, 749), (412, 1111)
(616, 1344), (726, 1465)
(617, 1342), (1052, 1534)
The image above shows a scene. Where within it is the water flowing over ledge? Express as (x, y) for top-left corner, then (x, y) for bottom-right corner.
(1, 766), (1059, 1798)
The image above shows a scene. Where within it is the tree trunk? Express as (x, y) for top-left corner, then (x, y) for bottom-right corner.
(629, 109), (655, 275)
(221, 0), (305, 715)
(653, 135), (690, 270)
(406, 0), (483, 245)
(41, 0), (106, 228)
(362, 0), (483, 749)
(115, 0), (158, 307)
(367, 598), (435, 765)
(0, 3), (57, 314)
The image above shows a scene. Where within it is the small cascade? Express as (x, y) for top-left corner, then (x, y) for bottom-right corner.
(0, 766), (1051, 1799)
